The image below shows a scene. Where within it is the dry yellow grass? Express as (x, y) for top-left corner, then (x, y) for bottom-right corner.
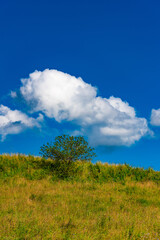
(1, 177), (160, 240)
(1, 154), (160, 239)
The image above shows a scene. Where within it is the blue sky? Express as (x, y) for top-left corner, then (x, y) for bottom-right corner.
(1, 0), (160, 169)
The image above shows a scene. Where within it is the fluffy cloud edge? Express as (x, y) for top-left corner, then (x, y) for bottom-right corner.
(150, 108), (160, 126)
(0, 104), (43, 141)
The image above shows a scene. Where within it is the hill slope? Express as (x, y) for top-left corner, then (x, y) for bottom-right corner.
(0, 155), (160, 240)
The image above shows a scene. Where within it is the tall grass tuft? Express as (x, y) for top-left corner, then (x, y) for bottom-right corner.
(1, 154), (160, 183)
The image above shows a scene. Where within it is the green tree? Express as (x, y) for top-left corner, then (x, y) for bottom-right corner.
(40, 134), (96, 162)
(40, 135), (96, 178)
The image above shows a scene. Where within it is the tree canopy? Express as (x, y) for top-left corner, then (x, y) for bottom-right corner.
(40, 135), (96, 162)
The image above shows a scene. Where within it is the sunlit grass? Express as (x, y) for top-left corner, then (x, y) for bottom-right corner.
(1, 154), (160, 239)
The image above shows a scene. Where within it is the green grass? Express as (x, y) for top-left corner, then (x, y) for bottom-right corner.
(1, 154), (160, 239)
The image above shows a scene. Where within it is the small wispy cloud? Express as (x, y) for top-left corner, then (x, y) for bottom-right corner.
(19, 69), (151, 146)
(10, 91), (17, 98)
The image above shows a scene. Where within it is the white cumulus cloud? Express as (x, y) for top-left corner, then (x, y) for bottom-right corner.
(20, 69), (150, 146)
(0, 105), (43, 141)
(150, 108), (160, 126)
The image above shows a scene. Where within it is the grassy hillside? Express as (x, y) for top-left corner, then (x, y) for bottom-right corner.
(1, 155), (160, 239)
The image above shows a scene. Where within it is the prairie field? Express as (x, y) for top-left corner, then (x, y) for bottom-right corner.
(1, 155), (160, 240)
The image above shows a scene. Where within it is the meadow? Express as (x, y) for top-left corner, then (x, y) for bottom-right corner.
(1, 154), (160, 239)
